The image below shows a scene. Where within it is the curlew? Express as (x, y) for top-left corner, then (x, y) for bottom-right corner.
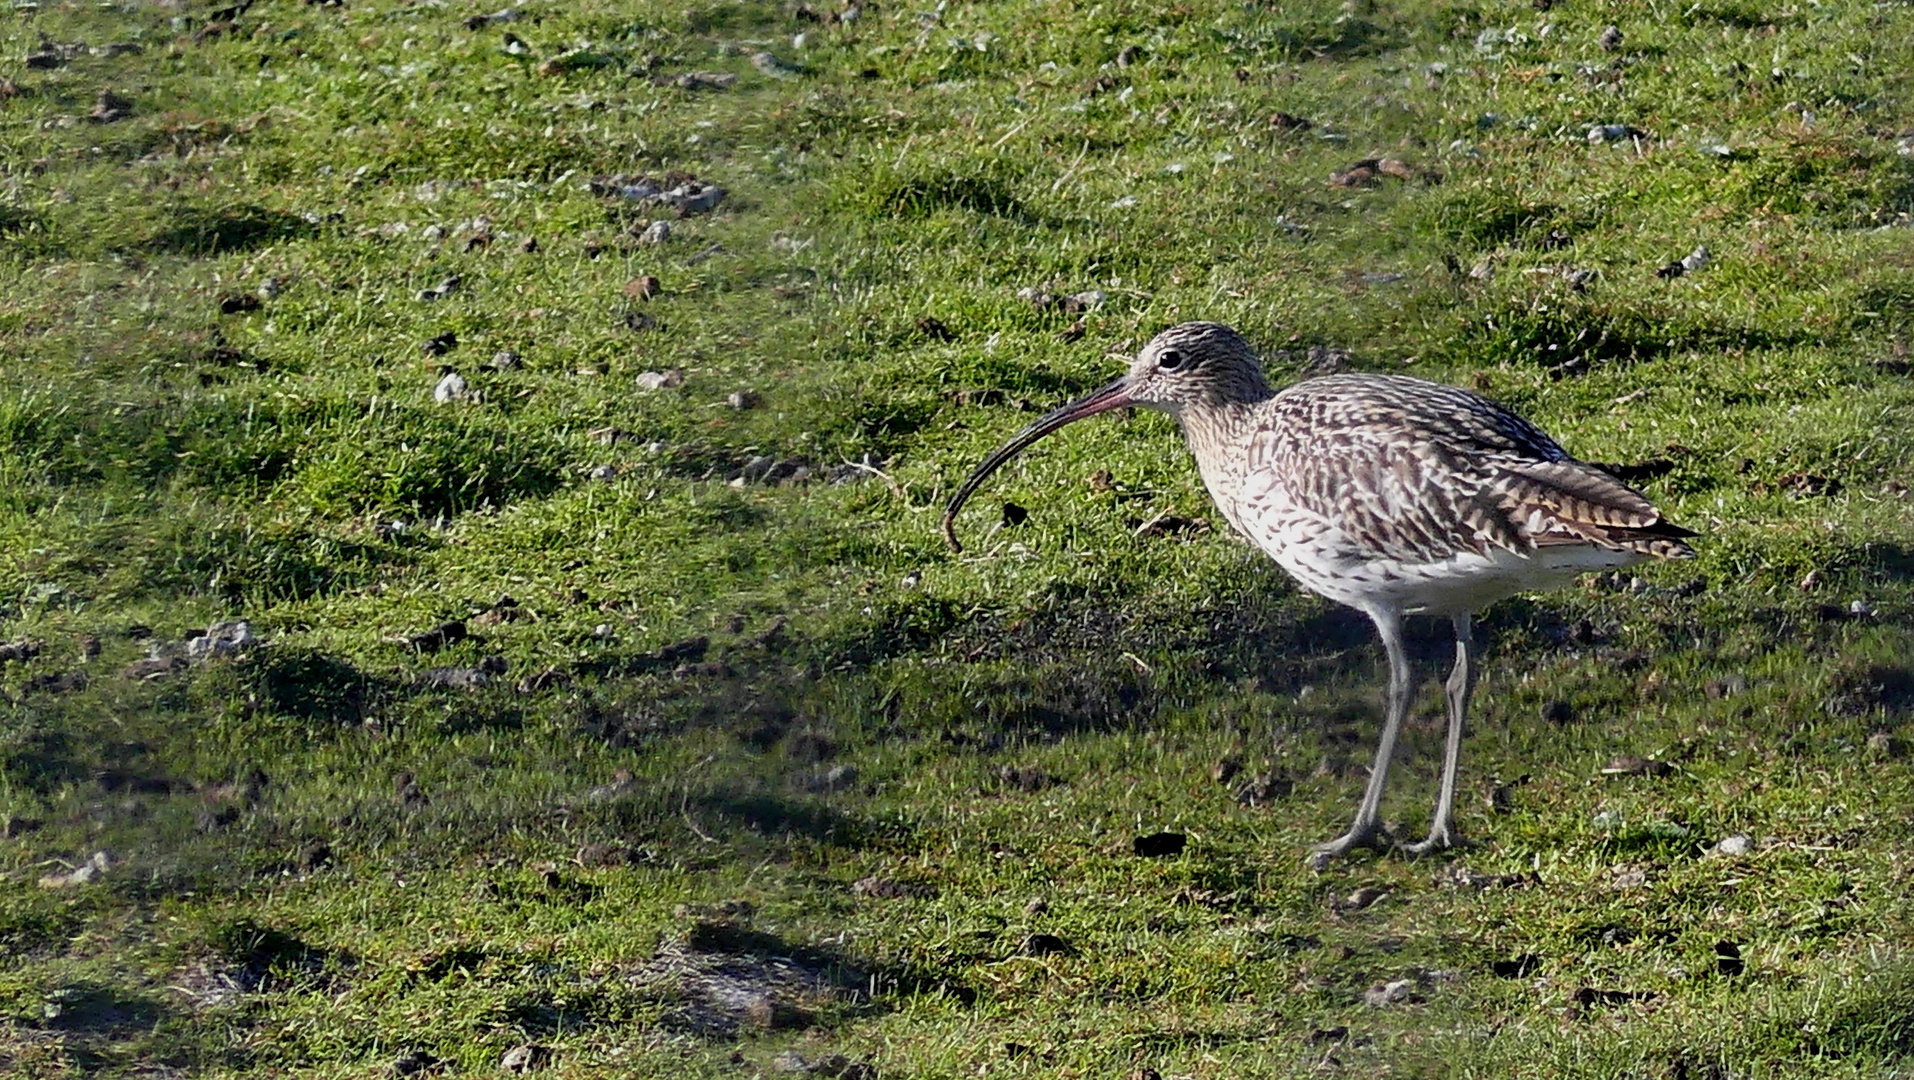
(943, 322), (1695, 865)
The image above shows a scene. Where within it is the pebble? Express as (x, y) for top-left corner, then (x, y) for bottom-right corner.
(727, 390), (761, 410)
(416, 275), (461, 301)
(420, 665), (495, 690)
(182, 620), (256, 661)
(88, 89), (134, 123)
(499, 1044), (550, 1074)
(1341, 886), (1388, 911)
(636, 220), (672, 244)
(1364, 979), (1419, 1007)
(1132, 831), (1186, 858)
(1540, 700), (1577, 724)
(1020, 933), (1072, 957)
(800, 764), (858, 794)
(433, 371), (471, 403)
(1061, 289), (1105, 313)
(488, 350), (521, 370)
(634, 369), (686, 390)
(750, 50), (801, 77)
(38, 850), (112, 889)
(1703, 674), (1749, 699)
(1600, 755), (1672, 778)
(391, 1050), (445, 1076)
(1711, 833), (1754, 857)
(1233, 774), (1291, 806)
(1597, 25), (1623, 50)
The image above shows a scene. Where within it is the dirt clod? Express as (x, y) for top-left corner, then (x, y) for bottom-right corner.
(1132, 832), (1186, 858)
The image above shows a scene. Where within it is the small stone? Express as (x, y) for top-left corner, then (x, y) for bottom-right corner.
(1023, 897), (1048, 916)
(1060, 290), (1105, 314)
(38, 850), (112, 889)
(488, 350), (521, 370)
(635, 369), (685, 390)
(852, 876), (933, 899)
(183, 620), (256, 661)
(405, 621), (467, 653)
(1364, 979), (1420, 1007)
(636, 220), (671, 244)
(1340, 886), (1388, 911)
(626, 275), (662, 299)
(88, 89), (134, 123)
(589, 464), (617, 483)
(1601, 755), (1672, 778)
(998, 764), (1053, 792)
(727, 390), (761, 410)
(499, 1043), (550, 1073)
(1711, 833), (1754, 857)
(416, 275), (462, 301)
(750, 50), (801, 78)
(1132, 832), (1186, 858)
(419, 665), (494, 690)
(1233, 774), (1291, 807)
(1020, 932), (1072, 956)
(1540, 700), (1577, 724)
(771, 1052), (813, 1074)
(800, 764), (858, 794)
(433, 371), (471, 403)
(0, 640), (42, 663)
(1597, 25), (1623, 50)
(1704, 674), (1749, 699)
(1679, 246), (1711, 274)
(584, 769), (637, 801)
(1016, 286), (1057, 310)
(391, 1049), (444, 1076)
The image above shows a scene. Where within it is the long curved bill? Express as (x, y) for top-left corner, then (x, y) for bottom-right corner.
(941, 375), (1134, 552)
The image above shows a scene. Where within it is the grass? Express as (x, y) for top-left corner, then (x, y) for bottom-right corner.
(2, 0), (1914, 1074)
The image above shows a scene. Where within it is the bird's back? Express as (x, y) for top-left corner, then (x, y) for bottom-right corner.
(1195, 373), (1693, 613)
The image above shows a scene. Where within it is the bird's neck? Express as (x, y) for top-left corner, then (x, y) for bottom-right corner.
(1168, 396), (1270, 534)
(1171, 392), (1271, 455)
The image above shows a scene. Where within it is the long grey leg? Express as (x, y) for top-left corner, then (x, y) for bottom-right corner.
(1407, 612), (1474, 855)
(1309, 606), (1414, 869)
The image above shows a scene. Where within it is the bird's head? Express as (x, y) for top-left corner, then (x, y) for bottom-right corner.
(941, 321), (1270, 551)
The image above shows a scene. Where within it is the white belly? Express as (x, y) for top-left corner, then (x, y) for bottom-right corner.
(1266, 537), (1644, 616)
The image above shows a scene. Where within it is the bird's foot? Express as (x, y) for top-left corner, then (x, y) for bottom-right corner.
(1306, 825), (1388, 871)
(1403, 824), (1469, 857)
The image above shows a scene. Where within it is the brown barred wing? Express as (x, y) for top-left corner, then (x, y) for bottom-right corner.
(1492, 460), (1698, 558)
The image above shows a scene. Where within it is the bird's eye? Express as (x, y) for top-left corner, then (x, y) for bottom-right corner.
(1157, 349), (1185, 371)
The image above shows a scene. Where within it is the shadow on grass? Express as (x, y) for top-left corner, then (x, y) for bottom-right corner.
(133, 202), (317, 256)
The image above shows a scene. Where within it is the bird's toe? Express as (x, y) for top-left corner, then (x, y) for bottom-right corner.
(1403, 828), (1470, 857)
